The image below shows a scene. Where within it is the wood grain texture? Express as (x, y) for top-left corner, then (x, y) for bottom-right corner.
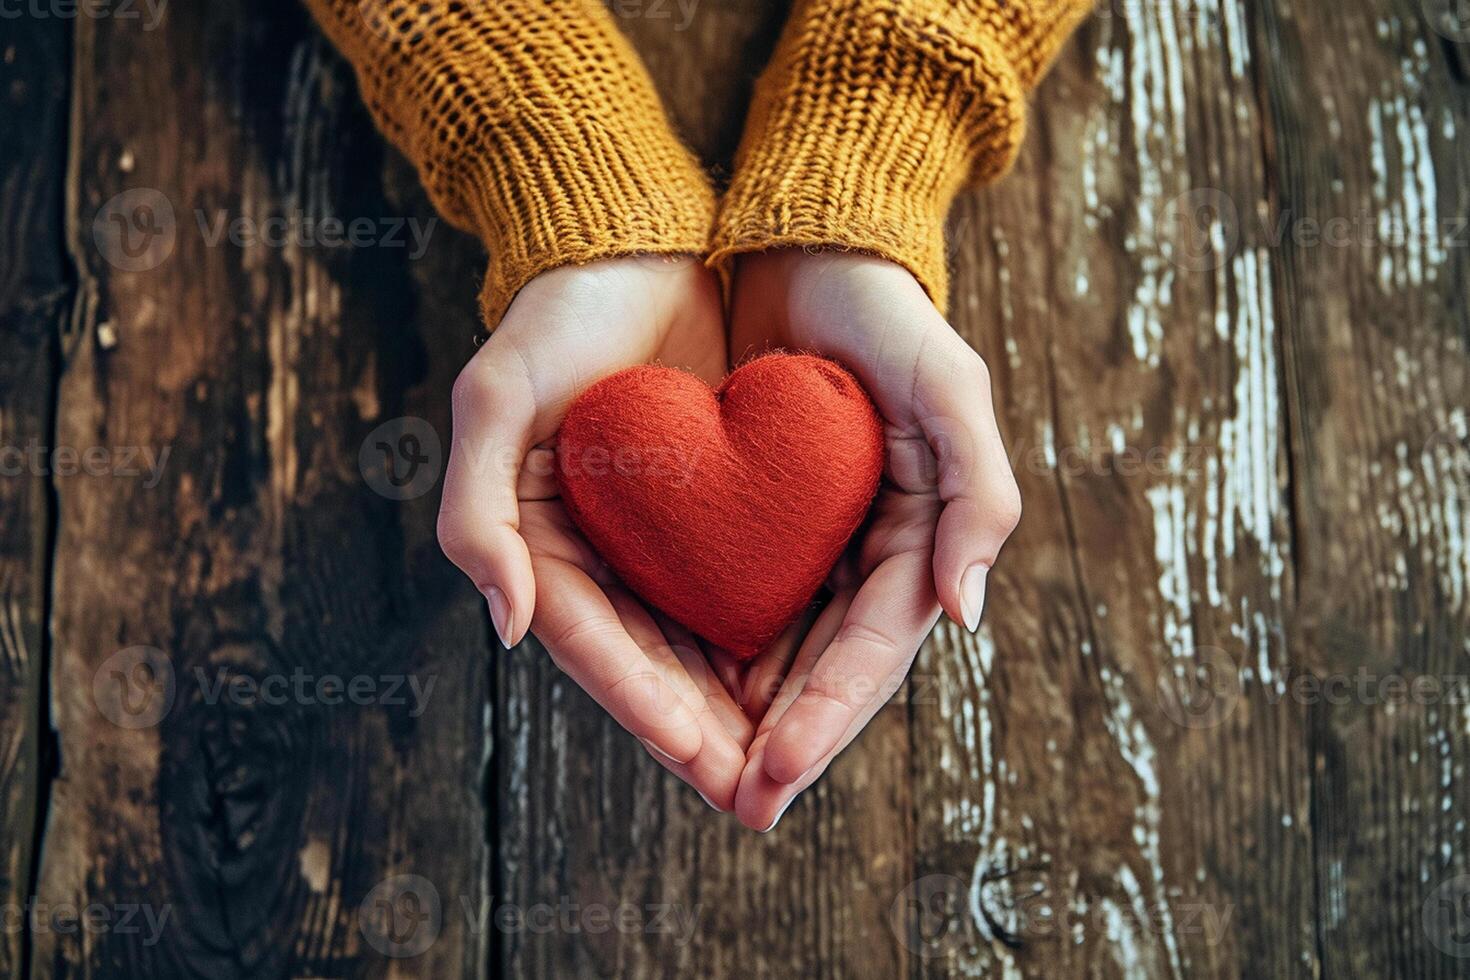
(35, 1), (490, 975)
(914, 3), (1316, 975)
(8, 0), (1469, 977)
(906, 0), (1467, 976)
(1258, 3), (1469, 977)
(0, 15), (67, 978)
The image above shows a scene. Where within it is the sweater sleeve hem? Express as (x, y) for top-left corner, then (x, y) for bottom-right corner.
(709, 0), (1031, 314)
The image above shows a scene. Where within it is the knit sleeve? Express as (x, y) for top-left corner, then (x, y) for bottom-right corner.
(710, 0), (1092, 313)
(303, 0), (715, 328)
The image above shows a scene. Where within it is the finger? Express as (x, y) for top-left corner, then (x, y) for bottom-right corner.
(734, 733), (798, 832)
(740, 601), (833, 725)
(735, 733), (815, 833)
(518, 499), (609, 581)
(613, 593), (754, 750)
(438, 342), (539, 647)
(516, 444), (560, 501)
(755, 594), (852, 731)
(735, 701), (876, 833)
(608, 592), (748, 809)
(672, 645), (756, 752)
(651, 641), (753, 811)
(654, 614), (756, 748)
(531, 557), (703, 764)
(918, 345), (1022, 632)
(761, 549), (940, 784)
(731, 595), (880, 831)
(704, 647), (747, 710)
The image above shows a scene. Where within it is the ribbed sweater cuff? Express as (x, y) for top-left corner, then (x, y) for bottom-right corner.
(302, 0), (716, 330)
(453, 131), (716, 328)
(710, 1), (1047, 313)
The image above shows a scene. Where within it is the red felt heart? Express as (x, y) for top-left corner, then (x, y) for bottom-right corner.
(556, 352), (885, 660)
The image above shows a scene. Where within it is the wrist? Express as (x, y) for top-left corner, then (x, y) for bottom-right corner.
(731, 249), (949, 358)
(506, 255), (703, 327)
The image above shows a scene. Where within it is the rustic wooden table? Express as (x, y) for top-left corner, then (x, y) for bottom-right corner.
(2, 0), (1467, 976)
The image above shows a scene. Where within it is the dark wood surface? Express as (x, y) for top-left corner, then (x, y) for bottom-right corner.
(0, 13), (65, 978)
(1, 0), (1467, 977)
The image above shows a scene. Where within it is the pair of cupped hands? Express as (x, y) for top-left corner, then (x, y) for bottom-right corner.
(436, 248), (1022, 832)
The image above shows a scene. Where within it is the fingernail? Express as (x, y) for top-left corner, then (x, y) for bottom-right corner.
(639, 738), (679, 766)
(484, 586), (512, 648)
(761, 796), (797, 834)
(960, 565), (988, 632)
(697, 791), (724, 813)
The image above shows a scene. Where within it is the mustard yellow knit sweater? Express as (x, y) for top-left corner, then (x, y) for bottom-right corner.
(303, 0), (1091, 324)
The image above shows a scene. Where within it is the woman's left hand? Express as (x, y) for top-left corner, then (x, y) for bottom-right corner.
(436, 256), (754, 810)
(723, 249), (1023, 832)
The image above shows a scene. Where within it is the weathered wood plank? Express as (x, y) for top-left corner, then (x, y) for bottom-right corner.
(18, 0), (1467, 977)
(909, 2), (1316, 975)
(35, 1), (491, 975)
(1256, 1), (1470, 976)
(0, 15), (67, 978)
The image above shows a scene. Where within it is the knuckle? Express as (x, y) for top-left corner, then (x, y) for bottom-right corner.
(992, 482), (1023, 535)
(605, 669), (663, 700)
(833, 620), (903, 657)
(925, 343), (994, 427)
(452, 349), (530, 422)
(798, 676), (867, 713)
(450, 365), (498, 415)
(547, 613), (624, 652)
(964, 350), (993, 396)
(801, 658), (902, 714)
(435, 509), (481, 569)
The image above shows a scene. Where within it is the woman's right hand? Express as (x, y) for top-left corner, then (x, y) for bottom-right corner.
(723, 249), (1023, 831)
(435, 256), (754, 810)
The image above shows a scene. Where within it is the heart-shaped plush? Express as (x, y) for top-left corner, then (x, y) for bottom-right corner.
(557, 352), (885, 659)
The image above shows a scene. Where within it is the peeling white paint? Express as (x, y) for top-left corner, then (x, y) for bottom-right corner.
(1367, 45), (1445, 293)
(942, 623), (1025, 978)
(1148, 479), (1196, 658)
(1220, 0), (1251, 81)
(1099, 665), (1184, 978)
(1119, 0), (1189, 368)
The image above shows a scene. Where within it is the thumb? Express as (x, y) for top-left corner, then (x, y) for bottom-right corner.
(919, 343), (1022, 631)
(436, 340), (539, 647)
